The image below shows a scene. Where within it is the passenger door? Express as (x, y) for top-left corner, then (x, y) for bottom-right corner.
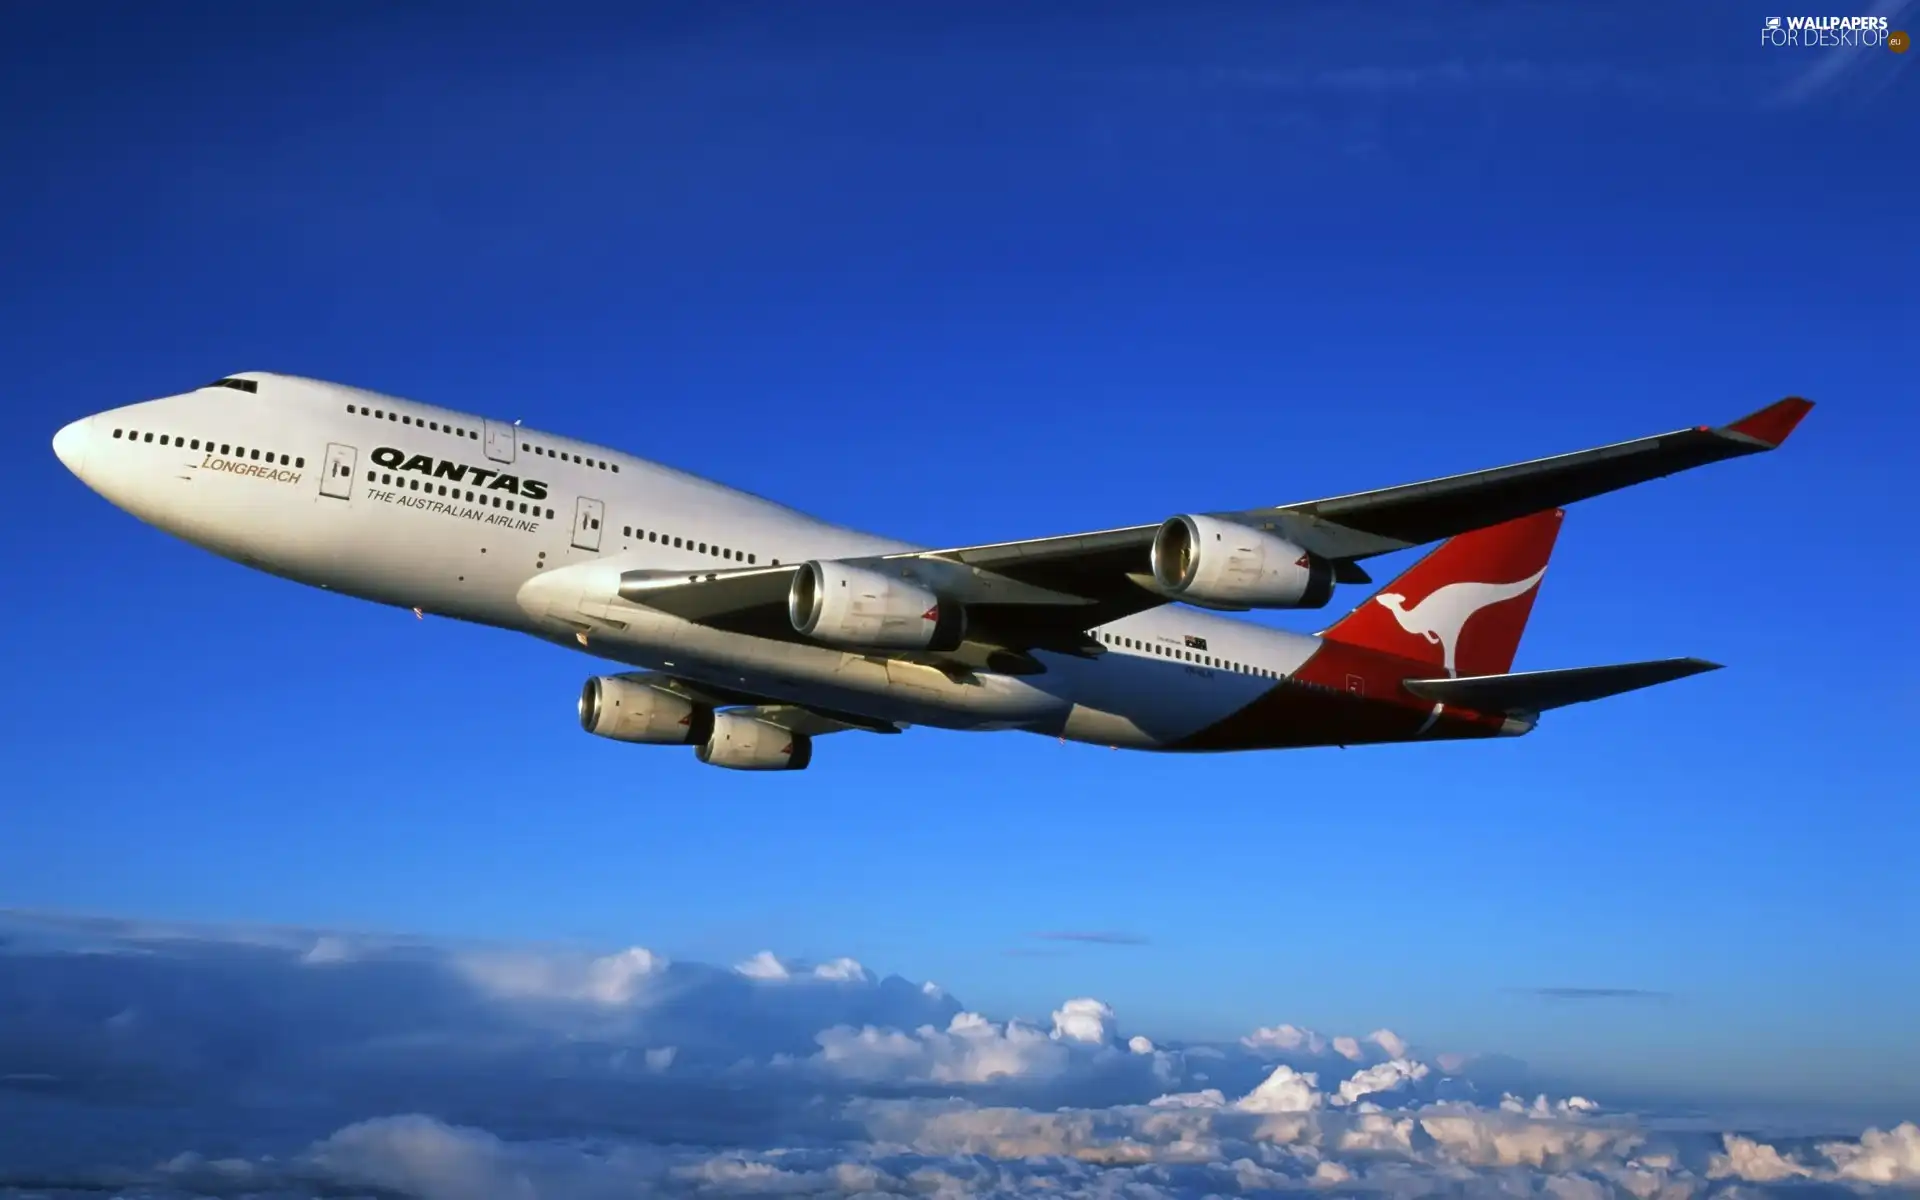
(572, 496), (605, 552)
(483, 419), (516, 464)
(319, 443), (356, 500)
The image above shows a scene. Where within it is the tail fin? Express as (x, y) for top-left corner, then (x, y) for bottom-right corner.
(1318, 510), (1562, 678)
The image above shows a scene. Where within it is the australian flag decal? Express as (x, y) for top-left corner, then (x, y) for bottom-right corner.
(1184, 634), (1209, 651)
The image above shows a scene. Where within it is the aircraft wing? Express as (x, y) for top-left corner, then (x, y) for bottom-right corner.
(617, 397), (1811, 659)
(1232, 396), (1815, 555)
(892, 395), (1814, 572)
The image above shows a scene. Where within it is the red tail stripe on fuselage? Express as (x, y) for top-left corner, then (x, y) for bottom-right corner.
(1171, 639), (1510, 752)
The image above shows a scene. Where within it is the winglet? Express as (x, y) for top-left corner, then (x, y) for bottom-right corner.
(1722, 397), (1814, 448)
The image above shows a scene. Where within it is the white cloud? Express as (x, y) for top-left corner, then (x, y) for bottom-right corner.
(811, 956), (873, 984)
(1051, 997), (1117, 1045)
(3, 909), (1917, 1199)
(735, 950), (880, 986)
(1419, 1106), (1641, 1170)
(1236, 1064), (1321, 1114)
(1336, 1110), (1419, 1155)
(457, 944), (667, 1005)
(1241, 1022), (1328, 1056)
(1711, 1133), (1812, 1182)
(1370, 1028), (1409, 1059)
(813, 1010), (1072, 1085)
(735, 949), (791, 979)
(1333, 1057), (1430, 1107)
(1820, 1121), (1920, 1184)
(1706, 1122), (1920, 1187)
(1503, 1091), (1601, 1118)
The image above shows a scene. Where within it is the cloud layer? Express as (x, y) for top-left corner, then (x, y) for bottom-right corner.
(0, 910), (1914, 1198)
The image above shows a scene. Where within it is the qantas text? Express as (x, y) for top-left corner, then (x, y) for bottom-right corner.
(370, 446), (549, 499)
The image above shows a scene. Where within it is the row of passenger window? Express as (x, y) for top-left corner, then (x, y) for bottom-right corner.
(341, 400), (624, 477)
(1095, 631), (1276, 678)
(528, 442), (618, 472)
(366, 471), (555, 517)
(113, 427), (304, 468)
(621, 524), (774, 566)
(345, 402), (479, 441)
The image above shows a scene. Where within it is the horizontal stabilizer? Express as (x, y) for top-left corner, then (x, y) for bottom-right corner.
(1403, 657), (1722, 715)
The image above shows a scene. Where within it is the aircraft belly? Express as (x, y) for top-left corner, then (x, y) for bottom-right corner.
(127, 451), (385, 597)
(251, 500), (518, 620)
(664, 629), (1066, 730)
(1046, 652), (1286, 748)
(522, 573), (1070, 730)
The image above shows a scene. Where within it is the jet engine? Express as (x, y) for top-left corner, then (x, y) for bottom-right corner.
(696, 711), (812, 771)
(788, 559), (966, 651)
(578, 676), (713, 745)
(1150, 514), (1335, 609)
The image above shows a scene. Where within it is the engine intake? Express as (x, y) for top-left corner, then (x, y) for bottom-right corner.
(579, 676), (712, 745)
(697, 711), (812, 771)
(1151, 514), (1335, 609)
(788, 560), (966, 651)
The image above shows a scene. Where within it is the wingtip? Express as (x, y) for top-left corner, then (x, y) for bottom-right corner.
(1722, 397), (1814, 448)
(1665, 657), (1725, 678)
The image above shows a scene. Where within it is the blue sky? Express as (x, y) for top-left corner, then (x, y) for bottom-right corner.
(2, 0), (1914, 1120)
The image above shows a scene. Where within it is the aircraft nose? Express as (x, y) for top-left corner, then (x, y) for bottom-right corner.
(52, 416), (93, 477)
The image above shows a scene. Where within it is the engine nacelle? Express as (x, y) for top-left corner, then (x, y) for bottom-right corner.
(696, 711), (812, 771)
(578, 676), (713, 745)
(1150, 514), (1335, 609)
(788, 560), (965, 651)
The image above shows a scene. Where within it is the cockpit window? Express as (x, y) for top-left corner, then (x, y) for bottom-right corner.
(206, 377), (259, 394)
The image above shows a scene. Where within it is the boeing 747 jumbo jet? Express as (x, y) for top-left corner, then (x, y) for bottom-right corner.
(51, 376), (1811, 771)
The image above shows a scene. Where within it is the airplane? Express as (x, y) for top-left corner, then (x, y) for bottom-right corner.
(50, 375), (1811, 771)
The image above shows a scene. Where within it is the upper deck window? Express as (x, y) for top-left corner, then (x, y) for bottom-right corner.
(207, 377), (258, 394)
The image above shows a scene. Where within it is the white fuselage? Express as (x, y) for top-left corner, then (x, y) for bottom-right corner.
(54, 373), (1331, 750)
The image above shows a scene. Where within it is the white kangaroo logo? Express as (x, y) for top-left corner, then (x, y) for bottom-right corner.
(1375, 565), (1547, 736)
(1375, 566), (1548, 678)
